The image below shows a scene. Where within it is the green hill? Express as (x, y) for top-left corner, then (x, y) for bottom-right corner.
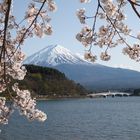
(17, 65), (88, 99)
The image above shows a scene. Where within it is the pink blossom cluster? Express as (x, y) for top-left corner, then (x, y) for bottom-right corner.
(0, 97), (12, 124)
(84, 52), (97, 62)
(76, 26), (93, 46)
(123, 44), (140, 61)
(12, 83), (47, 122)
(76, 8), (86, 24)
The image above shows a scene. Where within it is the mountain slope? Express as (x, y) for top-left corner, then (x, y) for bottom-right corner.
(24, 44), (140, 91)
(55, 64), (140, 90)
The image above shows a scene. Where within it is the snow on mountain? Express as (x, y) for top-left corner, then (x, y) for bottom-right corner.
(24, 44), (89, 66)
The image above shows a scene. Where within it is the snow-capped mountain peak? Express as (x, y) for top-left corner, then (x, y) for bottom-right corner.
(24, 44), (88, 66)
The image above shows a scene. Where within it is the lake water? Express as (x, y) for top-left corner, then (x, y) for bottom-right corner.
(1, 97), (140, 140)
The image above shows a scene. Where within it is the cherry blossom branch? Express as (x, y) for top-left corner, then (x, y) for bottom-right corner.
(128, 0), (140, 19)
(11, 0), (47, 58)
(77, 0), (140, 61)
(0, 0), (56, 124)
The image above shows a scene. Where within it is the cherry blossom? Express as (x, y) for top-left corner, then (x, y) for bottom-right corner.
(12, 83), (47, 122)
(84, 52), (97, 62)
(76, 0), (140, 62)
(76, 8), (86, 24)
(100, 52), (111, 61)
(0, 97), (13, 124)
(123, 44), (140, 61)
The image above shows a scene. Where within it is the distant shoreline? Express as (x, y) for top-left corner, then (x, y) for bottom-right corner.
(36, 95), (88, 101)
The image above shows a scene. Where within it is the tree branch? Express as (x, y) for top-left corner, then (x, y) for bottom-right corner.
(128, 0), (140, 19)
(11, 0), (47, 58)
(1, 0), (12, 81)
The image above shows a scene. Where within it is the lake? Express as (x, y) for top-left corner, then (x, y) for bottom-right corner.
(1, 97), (140, 140)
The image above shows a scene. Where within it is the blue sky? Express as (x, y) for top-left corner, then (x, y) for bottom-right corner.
(14, 0), (140, 71)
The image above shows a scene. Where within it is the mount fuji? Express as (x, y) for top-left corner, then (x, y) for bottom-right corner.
(24, 44), (90, 66)
(24, 44), (140, 91)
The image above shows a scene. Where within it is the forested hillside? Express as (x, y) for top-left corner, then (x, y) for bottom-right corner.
(17, 65), (87, 98)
